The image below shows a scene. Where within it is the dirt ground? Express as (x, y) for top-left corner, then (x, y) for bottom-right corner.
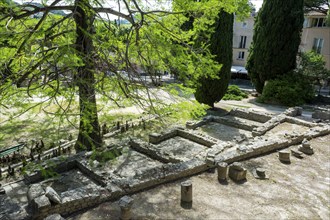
(68, 134), (330, 220)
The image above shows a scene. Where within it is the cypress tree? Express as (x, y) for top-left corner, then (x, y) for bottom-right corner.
(246, 0), (304, 93)
(195, 10), (234, 108)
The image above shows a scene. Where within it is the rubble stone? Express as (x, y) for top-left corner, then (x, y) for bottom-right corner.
(27, 183), (45, 203)
(44, 213), (65, 220)
(45, 186), (62, 204)
(33, 195), (51, 210)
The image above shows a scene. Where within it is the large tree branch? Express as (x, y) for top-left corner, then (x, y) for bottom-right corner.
(13, 5), (75, 19)
(93, 7), (134, 23)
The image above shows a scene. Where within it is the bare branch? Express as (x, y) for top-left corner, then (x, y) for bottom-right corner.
(93, 7), (134, 23)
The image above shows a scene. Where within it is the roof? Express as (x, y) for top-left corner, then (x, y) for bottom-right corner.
(305, 10), (328, 17)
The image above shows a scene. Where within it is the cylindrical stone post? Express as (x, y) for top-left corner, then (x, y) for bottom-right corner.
(217, 162), (228, 181)
(181, 180), (192, 203)
(120, 207), (131, 220)
(119, 196), (134, 220)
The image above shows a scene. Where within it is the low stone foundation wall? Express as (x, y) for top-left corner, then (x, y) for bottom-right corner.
(75, 161), (107, 187)
(149, 129), (178, 144)
(32, 187), (103, 220)
(186, 108), (272, 132)
(24, 156), (79, 184)
(229, 108), (273, 123)
(149, 127), (218, 147)
(129, 139), (181, 163)
(186, 116), (213, 129)
(215, 125), (330, 164)
(176, 129), (218, 147)
(213, 116), (259, 131)
(252, 115), (317, 137)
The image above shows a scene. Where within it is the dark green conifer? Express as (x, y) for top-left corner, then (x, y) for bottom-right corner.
(246, 0), (304, 93)
(195, 10), (233, 108)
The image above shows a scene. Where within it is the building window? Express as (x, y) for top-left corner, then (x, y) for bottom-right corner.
(242, 22), (248, 28)
(312, 38), (323, 53)
(239, 36), (247, 48)
(238, 51), (245, 60)
(311, 18), (326, 27)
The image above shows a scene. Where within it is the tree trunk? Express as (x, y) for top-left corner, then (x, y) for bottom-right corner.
(74, 0), (102, 151)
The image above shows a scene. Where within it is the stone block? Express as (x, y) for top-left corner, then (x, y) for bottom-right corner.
(252, 168), (269, 179)
(27, 183), (45, 203)
(284, 107), (303, 117)
(44, 214), (65, 220)
(298, 145), (314, 155)
(278, 150), (291, 163)
(291, 149), (304, 158)
(33, 195), (51, 211)
(45, 186), (62, 204)
(185, 121), (196, 129)
(205, 152), (216, 167)
(149, 133), (162, 144)
(312, 110), (330, 120)
(229, 162), (247, 181)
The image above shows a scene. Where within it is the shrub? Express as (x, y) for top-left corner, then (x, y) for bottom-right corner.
(258, 72), (314, 106)
(222, 85), (248, 101)
(298, 51), (330, 94)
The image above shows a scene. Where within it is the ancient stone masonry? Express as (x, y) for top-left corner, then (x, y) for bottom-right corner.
(311, 106), (330, 121)
(228, 162), (247, 182)
(1, 107), (330, 219)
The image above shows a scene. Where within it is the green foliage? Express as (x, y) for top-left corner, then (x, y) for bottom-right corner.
(90, 147), (122, 164)
(23, 160), (59, 179)
(162, 101), (209, 123)
(223, 85), (248, 101)
(304, 0), (329, 15)
(0, 0), (252, 150)
(299, 51), (330, 81)
(165, 83), (195, 99)
(246, 0), (304, 93)
(258, 73), (315, 106)
(194, 10), (234, 107)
